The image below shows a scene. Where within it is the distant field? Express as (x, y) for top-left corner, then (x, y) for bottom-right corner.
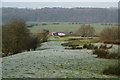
(27, 22), (117, 34)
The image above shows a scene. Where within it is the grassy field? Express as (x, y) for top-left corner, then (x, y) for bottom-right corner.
(2, 37), (119, 78)
(27, 22), (117, 34)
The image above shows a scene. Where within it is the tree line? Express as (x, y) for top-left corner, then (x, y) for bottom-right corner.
(2, 7), (118, 23)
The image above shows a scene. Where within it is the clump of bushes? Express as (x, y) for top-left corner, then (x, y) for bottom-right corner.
(83, 43), (113, 50)
(68, 38), (83, 41)
(100, 27), (119, 41)
(99, 44), (107, 49)
(61, 42), (83, 50)
(103, 63), (120, 76)
(93, 49), (120, 59)
(61, 42), (73, 47)
(104, 40), (120, 45)
(93, 49), (109, 58)
(27, 35), (41, 51)
(68, 45), (82, 49)
(2, 19), (31, 56)
(75, 24), (95, 37)
(83, 44), (98, 49)
(108, 52), (120, 59)
(36, 29), (49, 42)
(2, 19), (49, 57)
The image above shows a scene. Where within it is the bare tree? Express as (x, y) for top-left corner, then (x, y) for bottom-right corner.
(100, 27), (119, 40)
(76, 24), (95, 37)
(36, 29), (49, 42)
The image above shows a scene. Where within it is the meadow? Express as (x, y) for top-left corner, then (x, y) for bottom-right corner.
(2, 22), (119, 78)
(2, 37), (119, 78)
(27, 22), (117, 34)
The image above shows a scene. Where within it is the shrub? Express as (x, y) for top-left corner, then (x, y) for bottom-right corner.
(100, 27), (119, 41)
(93, 49), (109, 58)
(37, 29), (49, 42)
(2, 19), (30, 56)
(104, 40), (120, 45)
(83, 44), (98, 49)
(61, 42), (72, 47)
(93, 49), (120, 59)
(75, 24), (95, 37)
(61, 42), (82, 50)
(76, 47), (83, 49)
(107, 53), (120, 59)
(68, 44), (79, 48)
(87, 44), (95, 49)
(103, 63), (120, 76)
(83, 44), (87, 48)
(27, 35), (41, 51)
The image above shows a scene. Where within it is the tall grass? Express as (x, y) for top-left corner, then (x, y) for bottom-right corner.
(103, 63), (120, 76)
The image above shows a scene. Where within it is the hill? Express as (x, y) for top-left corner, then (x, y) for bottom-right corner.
(2, 7), (118, 23)
(2, 40), (118, 78)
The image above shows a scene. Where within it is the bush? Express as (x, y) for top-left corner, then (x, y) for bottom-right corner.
(93, 49), (109, 58)
(37, 29), (49, 42)
(100, 27), (119, 41)
(75, 24), (95, 37)
(61, 42), (83, 50)
(103, 64), (120, 76)
(61, 42), (72, 47)
(26, 30), (50, 51)
(83, 44), (88, 48)
(27, 35), (41, 51)
(99, 44), (107, 49)
(93, 49), (120, 59)
(83, 44), (98, 49)
(104, 40), (120, 45)
(108, 53), (120, 59)
(2, 19), (49, 57)
(2, 19), (30, 56)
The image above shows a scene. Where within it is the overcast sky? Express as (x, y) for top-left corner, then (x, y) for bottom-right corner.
(1, 0), (119, 2)
(1, 0), (119, 8)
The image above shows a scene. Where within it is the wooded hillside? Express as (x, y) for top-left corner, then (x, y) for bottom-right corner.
(2, 7), (118, 23)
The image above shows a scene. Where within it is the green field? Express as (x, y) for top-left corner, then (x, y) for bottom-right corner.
(2, 22), (119, 78)
(27, 22), (117, 34)
(2, 37), (119, 78)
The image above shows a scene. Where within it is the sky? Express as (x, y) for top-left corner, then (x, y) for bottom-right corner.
(1, 0), (119, 2)
(1, 0), (119, 8)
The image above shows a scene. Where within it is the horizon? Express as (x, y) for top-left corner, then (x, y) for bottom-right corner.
(1, 2), (118, 8)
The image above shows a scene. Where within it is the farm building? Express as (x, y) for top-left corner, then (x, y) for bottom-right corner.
(50, 32), (66, 36)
